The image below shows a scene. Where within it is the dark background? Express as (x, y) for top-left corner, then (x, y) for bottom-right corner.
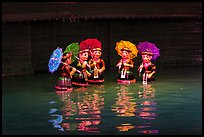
(2, 2), (202, 76)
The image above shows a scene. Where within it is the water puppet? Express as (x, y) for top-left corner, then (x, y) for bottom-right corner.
(137, 41), (160, 85)
(115, 40), (138, 84)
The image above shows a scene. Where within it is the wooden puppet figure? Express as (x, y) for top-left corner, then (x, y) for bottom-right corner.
(71, 46), (91, 87)
(88, 45), (105, 83)
(137, 41), (160, 84)
(55, 52), (76, 91)
(116, 47), (136, 84)
(138, 52), (156, 84)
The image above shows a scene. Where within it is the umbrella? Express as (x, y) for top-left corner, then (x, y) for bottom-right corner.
(80, 38), (101, 51)
(137, 41), (160, 60)
(63, 42), (80, 63)
(48, 47), (63, 73)
(115, 40), (138, 59)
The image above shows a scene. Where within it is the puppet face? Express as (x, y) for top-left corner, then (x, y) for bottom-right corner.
(121, 50), (130, 59)
(92, 50), (102, 59)
(65, 56), (72, 65)
(63, 53), (72, 65)
(79, 51), (89, 61)
(142, 54), (152, 63)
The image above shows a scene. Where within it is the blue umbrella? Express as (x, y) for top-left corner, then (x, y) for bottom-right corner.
(48, 47), (63, 73)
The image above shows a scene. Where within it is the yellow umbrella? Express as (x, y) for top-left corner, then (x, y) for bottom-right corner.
(115, 40), (138, 59)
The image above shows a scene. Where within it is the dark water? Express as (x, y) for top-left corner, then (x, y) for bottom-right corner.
(2, 65), (202, 135)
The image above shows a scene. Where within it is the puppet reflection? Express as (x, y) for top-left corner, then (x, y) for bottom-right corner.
(49, 86), (105, 133)
(136, 84), (159, 135)
(111, 85), (136, 132)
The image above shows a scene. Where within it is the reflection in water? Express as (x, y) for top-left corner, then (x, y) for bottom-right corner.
(116, 123), (135, 132)
(136, 84), (159, 134)
(111, 84), (158, 134)
(111, 85), (137, 132)
(48, 84), (105, 133)
(76, 85), (105, 133)
(111, 85), (136, 117)
(48, 101), (65, 131)
(138, 84), (155, 99)
(48, 93), (77, 131)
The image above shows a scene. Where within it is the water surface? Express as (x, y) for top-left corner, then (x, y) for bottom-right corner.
(2, 65), (202, 135)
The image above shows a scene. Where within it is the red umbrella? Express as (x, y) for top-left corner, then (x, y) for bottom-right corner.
(80, 38), (101, 52)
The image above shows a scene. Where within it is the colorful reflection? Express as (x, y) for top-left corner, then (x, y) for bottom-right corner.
(138, 84), (155, 99)
(116, 123), (135, 132)
(48, 84), (105, 133)
(111, 85), (137, 131)
(75, 85), (105, 133)
(48, 93), (78, 131)
(111, 85), (136, 117)
(136, 84), (159, 134)
(48, 106), (64, 131)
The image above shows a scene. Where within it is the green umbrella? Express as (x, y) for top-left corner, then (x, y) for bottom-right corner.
(63, 42), (80, 63)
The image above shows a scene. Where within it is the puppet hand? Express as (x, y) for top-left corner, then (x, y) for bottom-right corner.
(123, 63), (129, 66)
(70, 68), (76, 78)
(147, 73), (152, 78)
(93, 62), (96, 66)
(83, 61), (88, 66)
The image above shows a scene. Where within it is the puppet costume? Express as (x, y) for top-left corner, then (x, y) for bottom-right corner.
(88, 58), (105, 83)
(55, 52), (76, 91)
(116, 58), (135, 84)
(71, 60), (91, 87)
(138, 61), (156, 83)
(55, 64), (73, 91)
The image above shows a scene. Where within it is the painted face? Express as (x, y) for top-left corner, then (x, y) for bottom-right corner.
(93, 50), (101, 59)
(121, 50), (130, 59)
(142, 54), (152, 63)
(65, 56), (72, 65)
(65, 53), (72, 65)
(79, 51), (89, 61)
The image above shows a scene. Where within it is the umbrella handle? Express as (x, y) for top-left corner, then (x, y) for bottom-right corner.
(74, 55), (79, 60)
(61, 62), (81, 74)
